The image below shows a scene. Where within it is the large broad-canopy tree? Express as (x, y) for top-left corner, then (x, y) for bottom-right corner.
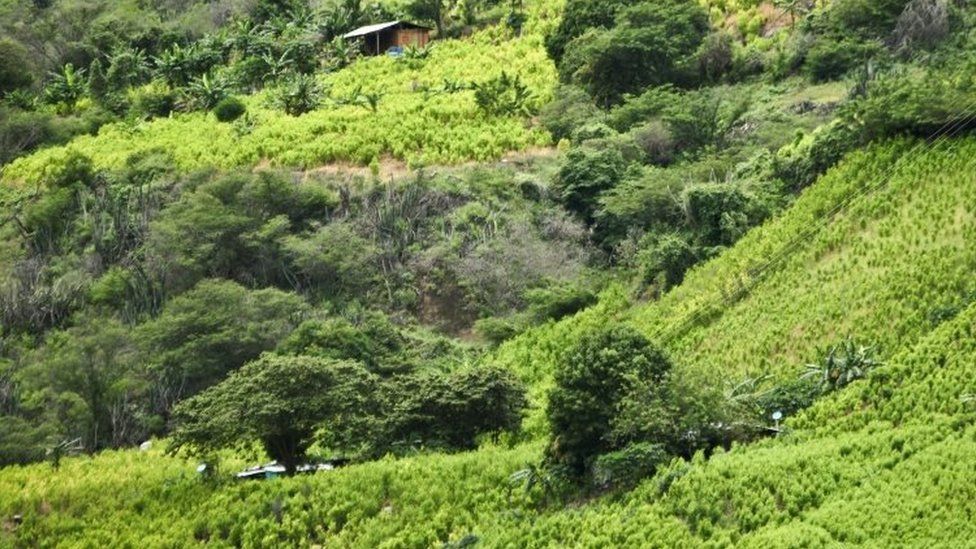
(137, 279), (308, 418)
(170, 354), (376, 475)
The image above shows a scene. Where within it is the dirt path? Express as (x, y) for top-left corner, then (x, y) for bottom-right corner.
(289, 146), (560, 183)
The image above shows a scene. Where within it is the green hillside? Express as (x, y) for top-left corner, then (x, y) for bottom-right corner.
(1, 7), (560, 186)
(3, 0), (976, 546)
(4, 136), (975, 547)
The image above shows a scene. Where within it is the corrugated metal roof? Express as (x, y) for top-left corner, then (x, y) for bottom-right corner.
(343, 20), (430, 39)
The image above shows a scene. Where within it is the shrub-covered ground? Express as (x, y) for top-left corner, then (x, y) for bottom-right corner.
(3, 136), (975, 547)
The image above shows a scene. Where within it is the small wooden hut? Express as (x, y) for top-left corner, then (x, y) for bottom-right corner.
(343, 21), (432, 56)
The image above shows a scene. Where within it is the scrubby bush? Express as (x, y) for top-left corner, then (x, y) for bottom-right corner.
(631, 120), (676, 166)
(539, 85), (604, 141)
(697, 31), (735, 83)
(213, 96), (246, 122)
(890, 0), (951, 56)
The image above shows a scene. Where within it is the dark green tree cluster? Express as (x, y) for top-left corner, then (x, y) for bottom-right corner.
(0, 150), (592, 465)
(536, 0), (973, 300)
(171, 355), (526, 473)
(544, 324), (854, 489)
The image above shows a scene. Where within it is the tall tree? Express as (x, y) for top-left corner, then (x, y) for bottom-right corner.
(171, 355), (376, 475)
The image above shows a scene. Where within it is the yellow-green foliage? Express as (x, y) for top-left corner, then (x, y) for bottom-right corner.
(632, 138), (976, 383)
(493, 137), (976, 409)
(4, 138), (976, 547)
(0, 443), (540, 547)
(1, 22), (558, 187)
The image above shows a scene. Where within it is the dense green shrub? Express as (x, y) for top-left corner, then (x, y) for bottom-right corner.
(546, 324), (672, 475)
(682, 182), (753, 246)
(0, 416), (50, 467)
(137, 280), (308, 417)
(607, 85), (680, 132)
(592, 442), (668, 490)
(755, 376), (821, 420)
(129, 82), (177, 120)
(475, 316), (527, 345)
(213, 96), (246, 122)
(525, 282), (598, 322)
(0, 107), (55, 165)
(775, 120), (860, 189)
(0, 39), (34, 95)
(16, 315), (141, 452)
(570, 122), (615, 143)
(283, 221), (380, 299)
(371, 366), (528, 454)
(552, 147), (628, 223)
(637, 233), (700, 292)
(276, 313), (406, 375)
(544, 0), (628, 62)
(562, 0), (710, 105)
(828, 0), (911, 38)
(804, 38), (883, 82)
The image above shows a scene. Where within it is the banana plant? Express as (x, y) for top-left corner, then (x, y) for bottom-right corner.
(43, 63), (86, 113)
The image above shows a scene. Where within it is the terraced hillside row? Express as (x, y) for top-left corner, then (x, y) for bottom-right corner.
(3, 136), (975, 547)
(0, 1), (563, 187)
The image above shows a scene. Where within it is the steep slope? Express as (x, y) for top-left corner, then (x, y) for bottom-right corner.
(3, 137), (976, 547)
(498, 137), (976, 392)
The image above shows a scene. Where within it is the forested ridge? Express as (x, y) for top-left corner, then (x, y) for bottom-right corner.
(2, 0), (976, 546)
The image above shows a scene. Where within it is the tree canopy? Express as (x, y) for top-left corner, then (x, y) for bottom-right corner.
(171, 354), (376, 475)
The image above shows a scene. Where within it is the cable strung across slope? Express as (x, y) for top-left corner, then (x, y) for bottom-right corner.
(649, 93), (976, 346)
